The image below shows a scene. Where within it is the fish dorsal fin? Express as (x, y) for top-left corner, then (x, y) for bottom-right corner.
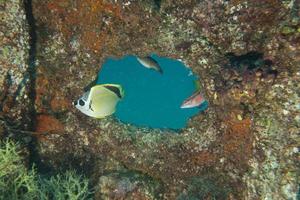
(102, 84), (123, 99)
(82, 90), (90, 101)
(84, 78), (97, 92)
(146, 56), (159, 64)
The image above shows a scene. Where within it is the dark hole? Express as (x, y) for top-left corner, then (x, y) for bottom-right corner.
(154, 0), (162, 10)
(250, 71), (255, 76)
(267, 69), (278, 77)
(264, 59), (273, 66)
(225, 51), (268, 71)
(175, 41), (193, 51)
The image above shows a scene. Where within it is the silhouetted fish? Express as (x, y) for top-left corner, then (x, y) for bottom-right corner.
(137, 56), (163, 74)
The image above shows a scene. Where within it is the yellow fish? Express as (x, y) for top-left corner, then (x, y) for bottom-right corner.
(73, 84), (124, 118)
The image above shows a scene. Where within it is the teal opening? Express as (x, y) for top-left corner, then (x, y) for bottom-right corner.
(97, 55), (208, 129)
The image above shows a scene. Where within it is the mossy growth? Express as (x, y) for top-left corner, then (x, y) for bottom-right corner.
(0, 140), (93, 200)
(281, 26), (296, 35)
(177, 176), (231, 200)
(96, 170), (164, 199)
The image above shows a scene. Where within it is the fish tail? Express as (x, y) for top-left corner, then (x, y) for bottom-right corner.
(158, 67), (163, 74)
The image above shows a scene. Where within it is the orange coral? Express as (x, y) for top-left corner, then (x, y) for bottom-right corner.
(50, 92), (70, 113)
(36, 114), (64, 133)
(190, 151), (217, 167)
(222, 114), (253, 169)
(35, 66), (71, 113)
(35, 73), (50, 113)
(45, 0), (122, 52)
(81, 31), (106, 53)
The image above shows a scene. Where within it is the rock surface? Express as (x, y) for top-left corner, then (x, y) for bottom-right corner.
(0, 0), (33, 139)
(1, 0), (299, 199)
(95, 170), (163, 200)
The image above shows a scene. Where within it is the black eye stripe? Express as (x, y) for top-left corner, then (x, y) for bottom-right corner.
(79, 99), (85, 106)
(73, 101), (78, 106)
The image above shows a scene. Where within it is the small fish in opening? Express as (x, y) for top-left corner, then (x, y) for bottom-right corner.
(181, 80), (205, 109)
(136, 56), (163, 74)
(180, 90), (205, 109)
(74, 55), (207, 129)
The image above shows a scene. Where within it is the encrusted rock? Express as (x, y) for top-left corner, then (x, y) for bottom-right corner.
(95, 170), (163, 200)
(0, 0), (32, 131)
(1, 0), (298, 199)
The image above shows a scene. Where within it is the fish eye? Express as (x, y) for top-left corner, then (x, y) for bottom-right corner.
(79, 99), (85, 106)
(73, 100), (78, 106)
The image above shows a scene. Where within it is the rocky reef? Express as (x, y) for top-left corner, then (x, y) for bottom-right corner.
(0, 0), (299, 199)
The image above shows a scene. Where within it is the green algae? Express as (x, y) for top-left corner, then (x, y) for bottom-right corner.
(281, 26), (295, 35)
(177, 176), (231, 200)
(0, 140), (93, 200)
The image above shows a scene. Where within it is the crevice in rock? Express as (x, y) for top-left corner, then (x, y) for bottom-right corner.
(224, 51), (278, 78)
(0, 73), (12, 112)
(24, 0), (37, 70)
(225, 51), (266, 70)
(23, 0), (39, 168)
(153, 0), (162, 10)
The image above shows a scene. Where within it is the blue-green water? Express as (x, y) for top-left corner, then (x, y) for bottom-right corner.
(97, 55), (207, 129)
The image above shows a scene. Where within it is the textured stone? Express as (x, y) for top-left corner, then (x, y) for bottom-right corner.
(1, 0), (299, 199)
(0, 0), (32, 131)
(95, 170), (163, 200)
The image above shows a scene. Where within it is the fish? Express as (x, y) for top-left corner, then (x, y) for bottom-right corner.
(83, 78), (97, 92)
(73, 84), (124, 118)
(193, 79), (201, 90)
(136, 56), (163, 74)
(180, 90), (205, 109)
